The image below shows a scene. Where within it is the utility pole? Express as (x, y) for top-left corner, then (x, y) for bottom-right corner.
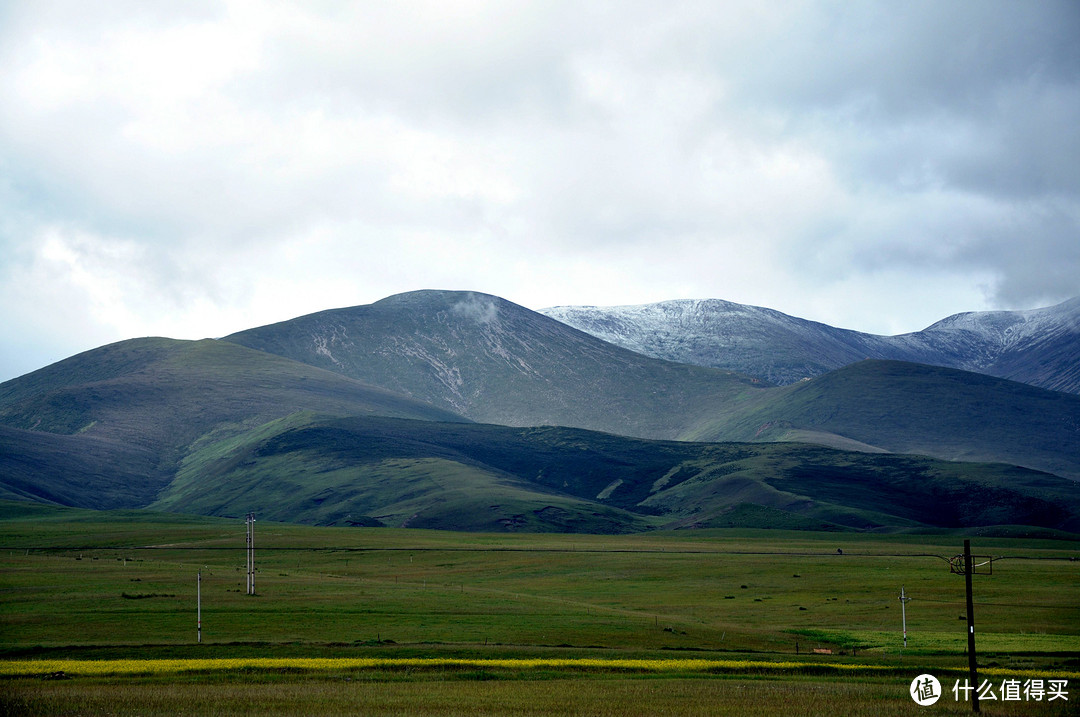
(197, 570), (202, 644)
(899, 586), (911, 648)
(946, 540), (995, 713)
(246, 512), (256, 595)
(963, 539), (979, 714)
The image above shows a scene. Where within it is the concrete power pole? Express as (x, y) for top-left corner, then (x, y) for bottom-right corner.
(899, 586), (912, 648)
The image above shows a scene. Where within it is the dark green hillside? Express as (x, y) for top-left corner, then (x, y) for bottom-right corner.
(151, 414), (1080, 534)
(153, 415), (656, 533)
(224, 290), (766, 439)
(0, 338), (468, 506)
(694, 360), (1080, 481)
(0, 425), (162, 509)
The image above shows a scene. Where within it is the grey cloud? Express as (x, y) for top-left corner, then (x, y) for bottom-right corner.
(956, 201), (1080, 308)
(703, 1), (1080, 307)
(698, 2), (1080, 203)
(724, 2), (1080, 117)
(945, 82), (1080, 200)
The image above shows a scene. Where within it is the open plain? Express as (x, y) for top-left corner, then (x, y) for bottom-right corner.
(2, 504), (1077, 715)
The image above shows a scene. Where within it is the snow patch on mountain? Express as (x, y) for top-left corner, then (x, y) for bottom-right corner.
(540, 297), (1080, 394)
(924, 297), (1080, 346)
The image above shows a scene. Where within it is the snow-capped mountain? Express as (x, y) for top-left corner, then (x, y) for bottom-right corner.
(540, 297), (1080, 394)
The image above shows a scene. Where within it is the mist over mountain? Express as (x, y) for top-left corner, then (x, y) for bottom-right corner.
(540, 297), (1080, 394)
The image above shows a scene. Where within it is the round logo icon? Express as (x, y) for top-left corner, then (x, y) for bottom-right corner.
(910, 674), (942, 706)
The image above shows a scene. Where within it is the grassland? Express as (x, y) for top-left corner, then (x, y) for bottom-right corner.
(1, 504), (1078, 714)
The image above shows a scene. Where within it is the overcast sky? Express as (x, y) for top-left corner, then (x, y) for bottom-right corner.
(2, 1), (1078, 381)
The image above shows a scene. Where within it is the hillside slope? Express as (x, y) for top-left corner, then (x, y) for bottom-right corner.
(224, 290), (765, 439)
(693, 360), (1080, 481)
(0, 424), (162, 509)
(152, 414), (1080, 534)
(0, 337), (467, 506)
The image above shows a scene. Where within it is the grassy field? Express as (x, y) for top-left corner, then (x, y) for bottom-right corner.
(11, 673), (1076, 716)
(1, 505), (1078, 714)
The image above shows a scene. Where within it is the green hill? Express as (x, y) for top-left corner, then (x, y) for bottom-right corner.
(0, 425), (162, 509)
(151, 414), (1080, 534)
(693, 360), (1080, 480)
(0, 337), (467, 506)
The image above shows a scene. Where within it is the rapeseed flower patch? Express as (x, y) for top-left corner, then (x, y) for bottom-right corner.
(0, 657), (854, 676)
(3, 657), (1075, 680)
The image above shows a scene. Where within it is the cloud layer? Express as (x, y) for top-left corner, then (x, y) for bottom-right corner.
(2, 1), (1078, 380)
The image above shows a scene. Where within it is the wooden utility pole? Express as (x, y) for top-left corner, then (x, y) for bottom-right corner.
(197, 571), (202, 644)
(964, 539), (979, 714)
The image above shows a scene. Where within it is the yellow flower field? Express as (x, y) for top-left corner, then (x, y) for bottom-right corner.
(3, 657), (1076, 679)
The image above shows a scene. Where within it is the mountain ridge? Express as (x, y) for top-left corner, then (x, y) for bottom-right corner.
(688, 359), (1080, 480)
(221, 291), (1080, 480)
(223, 290), (766, 440)
(539, 296), (1080, 393)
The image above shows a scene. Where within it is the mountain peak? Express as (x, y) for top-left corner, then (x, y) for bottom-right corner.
(372, 289), (503, 312)
(224, 292), (758, 437)
(924, 295), (1080, 336)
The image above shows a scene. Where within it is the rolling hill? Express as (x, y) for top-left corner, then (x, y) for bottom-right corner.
(540, 296), (1080, 393)
(150, 414), (1080, 534)
(0, 336), (467, 507)
(0, 424), (162, 509)
(688, 360), (1080, 481)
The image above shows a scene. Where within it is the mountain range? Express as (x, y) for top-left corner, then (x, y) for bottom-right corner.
(540, 297), (1080, 394)
(2, 290), (1078, 534)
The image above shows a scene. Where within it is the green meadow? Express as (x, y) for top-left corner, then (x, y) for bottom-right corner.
(1, 504), (1078, 715)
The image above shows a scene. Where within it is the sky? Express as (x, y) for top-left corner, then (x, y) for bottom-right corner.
(2, 1), (1078, 382)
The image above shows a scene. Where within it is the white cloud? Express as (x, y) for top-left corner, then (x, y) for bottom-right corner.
(0, 0), (1077, 381)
